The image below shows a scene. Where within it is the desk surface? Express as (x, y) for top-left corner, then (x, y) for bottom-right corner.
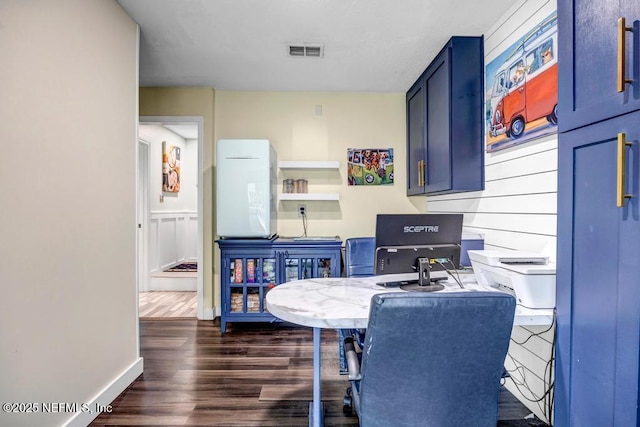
(265, 272), (554, 329)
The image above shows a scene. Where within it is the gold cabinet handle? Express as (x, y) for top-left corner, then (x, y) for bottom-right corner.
(418, 160), (425, 186)
(617, 17), (633, 93)
(617, 133), (633, 207)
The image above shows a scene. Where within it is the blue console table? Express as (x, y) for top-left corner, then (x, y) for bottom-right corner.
(216, 237), (342, 333)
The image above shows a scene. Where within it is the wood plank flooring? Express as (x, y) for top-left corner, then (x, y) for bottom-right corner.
(91, 320), (540, 427)
(139, 291), (197, 318)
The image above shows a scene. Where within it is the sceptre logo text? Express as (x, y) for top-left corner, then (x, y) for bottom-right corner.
(403, 225), (439, 233)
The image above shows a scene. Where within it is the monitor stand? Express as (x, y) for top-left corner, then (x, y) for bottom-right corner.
(400, 257), (445, 292)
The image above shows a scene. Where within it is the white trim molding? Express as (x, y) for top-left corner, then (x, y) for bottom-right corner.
(64, 357), (143, 427)
(140, 116), (205, 319)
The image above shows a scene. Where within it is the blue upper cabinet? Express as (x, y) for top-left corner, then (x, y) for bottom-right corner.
(406, 36), (485, 196)
(558, 0), (640, 133)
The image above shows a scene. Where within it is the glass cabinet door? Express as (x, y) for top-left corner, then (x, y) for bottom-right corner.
(317, 258), (331, 278)
(281, 254), (335, 282)
(230, 287), (243, 313)
(261, 258), (276, 284)
(284, 258), (299, 282)
(228, 256), (276, 314)
(301, 258), (313, 279)
(230, 258), (244, 284)
(246, 287), (260, 312)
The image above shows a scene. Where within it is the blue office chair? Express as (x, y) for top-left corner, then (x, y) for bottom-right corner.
(344, 237), (376, 277)
(339, 237), (375, 374)
(343, 291), (516, 427)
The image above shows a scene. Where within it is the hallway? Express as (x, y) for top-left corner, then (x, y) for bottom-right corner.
(139, 291), (197, 318)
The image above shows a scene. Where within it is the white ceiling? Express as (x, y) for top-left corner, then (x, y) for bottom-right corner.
(139, 122), (199, 139)
(117, 0), (514, 93)
(163, 124), (198, 139)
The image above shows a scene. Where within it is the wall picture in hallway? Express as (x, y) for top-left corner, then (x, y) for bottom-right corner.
(162, 141), (181, 192)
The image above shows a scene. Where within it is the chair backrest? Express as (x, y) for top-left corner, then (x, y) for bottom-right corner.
(358, 291), (516, 427)
(344, 237), (375, 277)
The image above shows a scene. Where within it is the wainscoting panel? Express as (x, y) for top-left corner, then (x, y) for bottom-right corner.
(158, 216), (180, 270)
(186, 213), (198, 261)
(149, 211), (198, 274)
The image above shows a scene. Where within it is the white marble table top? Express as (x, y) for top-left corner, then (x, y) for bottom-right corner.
(265, 272), (554, 329)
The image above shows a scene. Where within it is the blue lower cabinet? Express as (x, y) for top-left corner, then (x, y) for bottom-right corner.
(555, 110), (640, 426)
(216, 237), (342, 333)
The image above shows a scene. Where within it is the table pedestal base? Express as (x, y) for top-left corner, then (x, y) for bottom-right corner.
(309, 401), (324, 427)
(310, 327), (323, 426)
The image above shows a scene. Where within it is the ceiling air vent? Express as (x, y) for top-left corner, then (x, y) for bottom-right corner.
(288, 44), (324, 58)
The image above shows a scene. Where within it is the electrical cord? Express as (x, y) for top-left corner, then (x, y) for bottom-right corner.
(504, 309), (557, 425)
(545, 309), (557, 423)
(505, 362), (552, 413)
(505, 289), (555, 421)
(516, 302), (554, 310)
(510, 310), (556, 346)
(434, 259), (464, 288)
(299, 211), (308, 237)
(446, 259), (465, 288)
(505, 354), (548, 403)
(505, 347), (554, 401)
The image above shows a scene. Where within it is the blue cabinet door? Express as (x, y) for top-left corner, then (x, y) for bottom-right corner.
(218, 242), (278, 333)
(555, 110), (640, 426)
(558, 0), (640, 133)
(407, 78), (426, 195)
(424, 49), (452, 194)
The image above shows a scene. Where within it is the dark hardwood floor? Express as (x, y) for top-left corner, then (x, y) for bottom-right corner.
(91, 319), (540, 426)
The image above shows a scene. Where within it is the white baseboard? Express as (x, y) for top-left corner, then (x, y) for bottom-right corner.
(200, 306), (215, 320)
(64, 357), (143, 427)
(149, 276), (197, 291)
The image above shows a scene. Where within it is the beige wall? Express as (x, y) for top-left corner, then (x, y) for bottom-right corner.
(214, 91), (421, 306)
(139, 87), (216, 314)
(215, 91), (421, 234)
(0, 1), (139, 426)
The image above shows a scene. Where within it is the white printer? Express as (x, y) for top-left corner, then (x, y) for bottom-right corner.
(467, 250), (556, 309)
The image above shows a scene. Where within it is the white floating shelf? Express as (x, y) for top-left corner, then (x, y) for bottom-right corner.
(278, 193), (340, 201)
(278, 161), (340, 169)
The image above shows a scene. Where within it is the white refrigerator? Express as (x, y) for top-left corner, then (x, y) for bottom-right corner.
(216, 139), (277, 238)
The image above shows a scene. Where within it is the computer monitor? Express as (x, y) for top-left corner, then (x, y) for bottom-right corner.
(374, 214), (463, 291)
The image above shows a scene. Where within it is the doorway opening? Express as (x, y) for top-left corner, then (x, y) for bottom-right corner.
(137, 116), (204, 319)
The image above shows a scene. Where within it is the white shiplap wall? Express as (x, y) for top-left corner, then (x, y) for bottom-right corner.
(428, 0), (557, 422)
